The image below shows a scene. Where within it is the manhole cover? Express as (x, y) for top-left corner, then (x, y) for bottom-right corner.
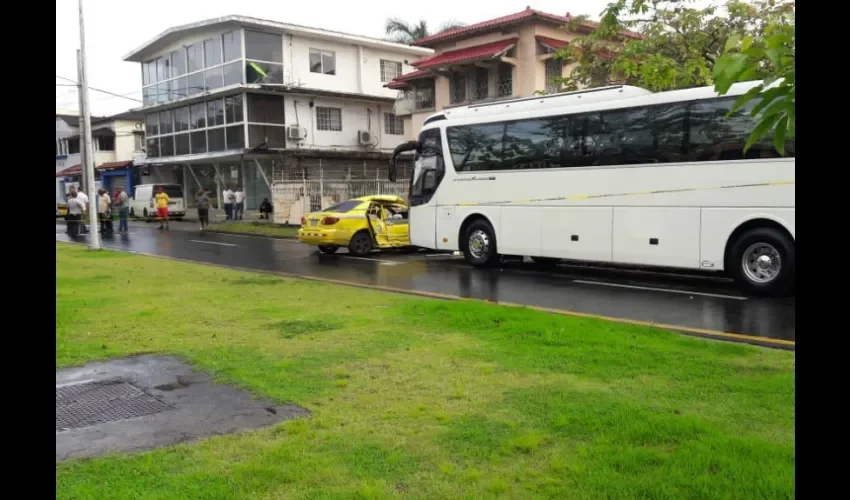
(56, 379), (172, 431)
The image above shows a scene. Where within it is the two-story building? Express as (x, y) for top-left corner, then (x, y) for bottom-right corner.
(55, 110), (145, 207)
(386, 7), (642, 139)
(122, 16), (432, 211)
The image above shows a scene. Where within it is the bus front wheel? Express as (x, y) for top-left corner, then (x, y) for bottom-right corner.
(727, 227), (795, 297)
(463, 220), (500, 267)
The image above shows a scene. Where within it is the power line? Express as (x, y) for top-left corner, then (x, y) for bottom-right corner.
(56, 76), (142, 103)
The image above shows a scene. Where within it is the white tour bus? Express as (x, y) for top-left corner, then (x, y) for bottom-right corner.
(389, 81), (795, 296)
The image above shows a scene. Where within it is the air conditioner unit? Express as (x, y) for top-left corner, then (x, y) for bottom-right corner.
(358, 130), (373, 145)
(287, 125), (306, 141)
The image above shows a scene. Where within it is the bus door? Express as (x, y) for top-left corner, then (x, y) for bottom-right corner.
(408, 128), (445, 249)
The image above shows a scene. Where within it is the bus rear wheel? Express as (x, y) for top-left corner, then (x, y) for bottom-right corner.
(727, 227), (795, 296)
(463, 220), (500, 267)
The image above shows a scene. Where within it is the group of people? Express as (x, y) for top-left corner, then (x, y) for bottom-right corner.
(65, 185), (130, 237)
(221, 186), (245, 221)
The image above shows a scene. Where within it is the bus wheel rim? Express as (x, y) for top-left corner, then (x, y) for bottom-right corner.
(468, 230), (490, 259)
(742, 242), (781, 284)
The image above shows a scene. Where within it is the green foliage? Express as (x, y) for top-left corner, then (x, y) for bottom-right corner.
(384, 18), (466, 45)
(540, 1), (794, 154)
(713, 5), (795, 153)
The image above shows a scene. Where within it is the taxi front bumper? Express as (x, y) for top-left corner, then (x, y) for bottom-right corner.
(297, 227), (355, 246)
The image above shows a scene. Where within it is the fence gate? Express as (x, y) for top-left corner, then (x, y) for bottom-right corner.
(272, 179), (410, 225)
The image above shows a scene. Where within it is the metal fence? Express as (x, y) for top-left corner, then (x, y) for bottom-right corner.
(272, 179), (410, 225)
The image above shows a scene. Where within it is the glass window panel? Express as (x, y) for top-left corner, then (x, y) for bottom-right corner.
(146, 137), (159, 157)
(248, 125), (286, 148)
(175, 133), (190, 155)
(145, 113), (159, 136)
(158, 110), (173, 134)
(223, 61), (243, 86)
(225, 125), (245, 149)
(190, 103), (206, 129)
(225, 95), (244, 124)
(156, 57), (168, 81)
(174, 76), (188, 99)
(244, 31), (282, 62)
(207, 128), (225, 152)
(204, 37), (222, 67)
(190, 130), (207, 154)
(245, 61), (283, 84)
(247, 94), (285, 124)
(205, 66), (223, 92)
(222, 30), (242, 62)
(187, 72), (205, 97)
(207, 99), (224, 127)
(171, 49), (186, 76)
(187, 43), (203, 73)
(159, 135), (174, 157)
(173, 106), (190, 132)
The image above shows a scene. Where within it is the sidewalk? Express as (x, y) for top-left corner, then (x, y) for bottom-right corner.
(180, 208), (271, 224)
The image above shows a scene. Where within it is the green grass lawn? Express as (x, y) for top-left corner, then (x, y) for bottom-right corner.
(209, 221), (298, 237)
(55, 243), (794, 499)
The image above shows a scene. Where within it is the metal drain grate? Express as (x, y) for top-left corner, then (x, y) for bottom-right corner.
(56, 379), (173, 431)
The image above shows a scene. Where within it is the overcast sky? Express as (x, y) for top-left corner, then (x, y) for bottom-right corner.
(56, 0), (627, 116)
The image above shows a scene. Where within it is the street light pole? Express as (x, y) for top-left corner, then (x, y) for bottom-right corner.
(78, 0), (100, 249)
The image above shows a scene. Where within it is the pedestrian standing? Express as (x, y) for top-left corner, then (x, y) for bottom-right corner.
(76, 187), (89, 234)
(234, 186), (245, 220)
(115, 187), (130, 234)
(222, 186), (234, 221)
(97, 189), (111, 234)
(66, 192), (86, 237)
(155, 186), (170, 230)
(196, 189), (210, 231)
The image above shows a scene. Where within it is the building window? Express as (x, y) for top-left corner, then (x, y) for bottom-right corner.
(145, 113), (159, 136)
(68, 138), (81, 155)
(225, 125), (245, 150)
(170, 49), (186, 77)
(173, 106), (190, 132)
(384, 113), (404, 135)
(247, 94), (284, 124)
(96, 136), (115, 151)
(190, 103), (206, 129)
(222, 30), (242, 62)
(187, 43), (203, 73)
(498, 64), (513, 97)
(246, 61), (283, 84)
(159, 110), (173, 134)
(380, 60), (402, 83)
(207, 99), (224, 127)
(204, 37), (222, 67)
(545, 58), (563, 93)
(450, 73), (466, 104)
(225, 95), (244, 124)
(316, 106), (342, 131)
(245, 31), (282, 62)
(474, 67), (489, 101)
(309, 49), (336, 75)
(248, 125), (286, 149)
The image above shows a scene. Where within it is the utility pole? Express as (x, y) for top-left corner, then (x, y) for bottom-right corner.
(78, 0), (100, 249)
(76, 50), (87, 197)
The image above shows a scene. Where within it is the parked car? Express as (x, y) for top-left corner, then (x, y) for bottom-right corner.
(297, 195), (413, 256)
(129, 184), (186, 221)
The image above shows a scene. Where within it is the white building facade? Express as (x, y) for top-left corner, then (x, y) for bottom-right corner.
(123, 16), (432, 210)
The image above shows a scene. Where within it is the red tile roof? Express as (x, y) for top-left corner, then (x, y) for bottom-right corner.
(386, 68), (434, 88)
(56, 164), (81, 177)
(536, 35), (571, 50)
(411, 7), (642, 47)
(55, 161), (133, 177)
(412, 38), (518, 71)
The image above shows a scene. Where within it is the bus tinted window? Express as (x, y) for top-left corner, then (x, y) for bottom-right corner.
(446, 96), (793, 172)
(688, 97), (794, 161)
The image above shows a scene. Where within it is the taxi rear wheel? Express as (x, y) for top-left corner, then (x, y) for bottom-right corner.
(318, 245), (339, 254)
(348, 231), (373, 256)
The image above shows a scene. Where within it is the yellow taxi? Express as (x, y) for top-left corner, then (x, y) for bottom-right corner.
(297, 195), (412, 255)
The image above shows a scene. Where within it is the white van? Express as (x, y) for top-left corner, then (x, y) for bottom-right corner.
(130, 184), (186, 221)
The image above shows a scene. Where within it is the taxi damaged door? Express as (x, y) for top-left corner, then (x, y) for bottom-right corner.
(368, 204), (391, 248)
(384, 205), (411, 247)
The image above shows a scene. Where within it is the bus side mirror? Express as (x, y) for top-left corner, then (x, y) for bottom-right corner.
(389, 140), (420, 182)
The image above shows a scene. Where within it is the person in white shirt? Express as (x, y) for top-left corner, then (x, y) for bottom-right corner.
(97, 189), (112, 234)
(75, 188), (89, 234)
(234, 187), (245, 220)
(66, 192), (87, 237)
(222, 186), (234, 220)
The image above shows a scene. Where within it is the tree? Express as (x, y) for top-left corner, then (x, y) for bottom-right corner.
(713, 4), (794, 153)
(545, 0), (794, 152)
(384, 18), (466, 45)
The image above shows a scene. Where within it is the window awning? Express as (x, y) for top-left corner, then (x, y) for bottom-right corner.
(536, 35), (570, 51)
(385, 69), (433, 89)
(412, 38), (518, 71)
(56, 164), (81, 177)
(55, 161), (133, 177)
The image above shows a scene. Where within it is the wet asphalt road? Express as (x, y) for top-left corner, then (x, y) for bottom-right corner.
(56, 223), (795, 348)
